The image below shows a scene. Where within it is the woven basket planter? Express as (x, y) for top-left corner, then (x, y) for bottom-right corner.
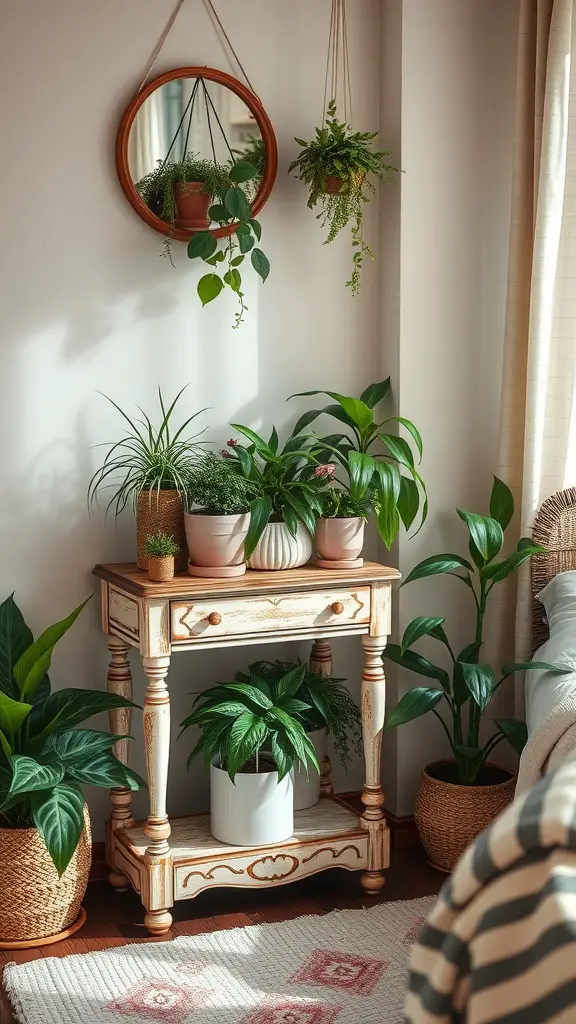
(0, 807), (91, 944)
(414, 760), (516, 873)
(148, 555), (175, 582)
(136, 490), (186, 572)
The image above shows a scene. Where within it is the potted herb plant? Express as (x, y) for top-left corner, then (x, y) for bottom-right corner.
(88, 386), (206, 572)
(315, 486), (374, 568)
(383, 478), (563, 872)
(146, 531), (178, 582)
(185, 452), (255, 578)
(187, 160), (270, 329)
(222, 426), (329, 570)
(136, 155), (233, 232)
(289, 101), (400, 294)
(0, 594), (143, 945)
(289, 377), (426, 551)
(180, 664), (318, 846)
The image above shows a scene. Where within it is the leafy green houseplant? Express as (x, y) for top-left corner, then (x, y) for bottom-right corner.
(289, 101), (400, 294)
(136, 155), (233, 227)
(187, 451), (255, 516)
(187, 160), (270, 329)
(382, 478), (563, 870)
(184, 453), (256, 578)
(0, 593), (143, 941)
(88, 386), (206, 571)
(146, 531), (179, 582)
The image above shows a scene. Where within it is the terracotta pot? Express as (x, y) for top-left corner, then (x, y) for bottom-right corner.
(148, 555), (174, 583)
(323, 171), (365, 195)
(248, 521), (313, 571)
(315, 517), (365, 562)
(414, 760), (516, 873)
(0, 807), (91, 944)
(173, 182), (211, 230)
(136, 491), (187, 572)
(185, 512), (250, 578)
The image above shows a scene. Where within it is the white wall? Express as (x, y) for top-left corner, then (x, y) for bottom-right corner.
(0, 0), (382, 837)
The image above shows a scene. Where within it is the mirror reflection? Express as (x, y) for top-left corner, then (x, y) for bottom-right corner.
(127, 76), (264, 232)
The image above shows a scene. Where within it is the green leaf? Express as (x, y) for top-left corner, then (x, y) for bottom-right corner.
(459, 663), (495, 711)
(453, 745), (485, 784)
(226, 712), (267, 780)
(290, 408), (326, 436)
(230, 254), (245, 267)
(224, 186), (251, 222)
(250, 219), (262, 241)
(31, 782), (85, 876)
(457, 510), (503, 565)
(359, 379), (390, 408)
(238, 232), (254, 254)
(8, 752), (64, 798)
(273, 664), (306, 701)
(377, 505), (400, 549)
(235, 222), (251, 236)
(208, 203), (227, 222)
(379, 434), (414, 469)
(66, 752), (145, 790)
(229, 160), (258, 184)
(348, 451), (376, 501)
(230, 423), (276, 458)
(453, 642), (481, 705)
(268, 426), (279, 453)
(401, 617), (447, 655)
(43, 729), (125, 764)
(0, 594), (33, 699)
(223, 269), (242, 292)
(270, 731), (294, 781)
(383, 644), (450, 690)
(245, 495), (273, 558)
(31, 690), (139, 743)
(251, 248), (270, 282)
(0, 730), (11, 758)
(500, 661), (569, 680)
(385, 417), (423, 461)
(217, 682), (273, 711)
(331, 395), (373, 431)
(481, 545), (543, 583)
(489, 477), (514, 532)
(402, 553), (473, 586)
(284, 491), (316, 537)
(197, 274), (224, 306)
(385, 687), (443, 730)
(187, 232), (218, 260)
(397, 477), (420, 532)
(0, 691), (32, 735)
(494, 718), (528, 755)
(13, 597), (90, 700)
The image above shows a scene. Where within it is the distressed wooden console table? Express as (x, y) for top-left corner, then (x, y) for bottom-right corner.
(93, 561), (399, 935)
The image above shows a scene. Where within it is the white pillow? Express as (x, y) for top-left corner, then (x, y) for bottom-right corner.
(525, 570), (576, 733)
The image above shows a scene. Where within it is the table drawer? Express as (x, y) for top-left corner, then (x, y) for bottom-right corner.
(171, 587), (371, 642)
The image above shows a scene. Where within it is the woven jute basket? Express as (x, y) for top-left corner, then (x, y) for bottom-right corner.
(148, 555), (175, 582)
(414, 760), (516, 873)
(136, 490), (187, 572)
(0, 807), (91, 943)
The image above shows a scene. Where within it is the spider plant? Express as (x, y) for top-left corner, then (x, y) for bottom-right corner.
(87, 386), (207, 517)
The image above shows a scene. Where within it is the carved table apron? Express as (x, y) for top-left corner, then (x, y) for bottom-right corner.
(93, 561), (399, 936)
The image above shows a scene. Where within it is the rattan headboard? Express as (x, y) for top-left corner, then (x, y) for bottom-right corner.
(531, 487), (576, 649)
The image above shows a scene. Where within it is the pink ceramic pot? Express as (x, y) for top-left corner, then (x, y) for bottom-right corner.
(185, 512), (250, 578)
(315, 517), (365, 562)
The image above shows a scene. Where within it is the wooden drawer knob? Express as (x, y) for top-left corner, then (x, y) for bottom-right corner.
(331, 601), (344, 615)
(207, 612), (222, 626)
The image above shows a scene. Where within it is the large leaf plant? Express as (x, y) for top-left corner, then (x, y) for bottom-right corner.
(383, 478), (565, 784)
(288, 377), (426, 548)
(0, 595), (143, 875)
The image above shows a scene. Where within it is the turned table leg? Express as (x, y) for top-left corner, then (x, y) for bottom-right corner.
(310, 638), (333, 797)
(142, 655), (173, 936)
(106, 634), (134, 891)
(359, 634), (389, 896)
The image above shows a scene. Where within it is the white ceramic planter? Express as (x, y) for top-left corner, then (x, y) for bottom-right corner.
(315, 517), (365, 562)
(210, 761), (294, 846)
(293, 728), (327, 811)
(185, 512), (250, 578)
(248, 521), (313, 571)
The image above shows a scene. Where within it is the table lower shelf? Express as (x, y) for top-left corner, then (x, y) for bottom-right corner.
(110, 799), (370, 902)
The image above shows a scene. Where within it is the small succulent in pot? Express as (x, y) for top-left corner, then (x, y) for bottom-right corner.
(288, 101), (400, 294)
(185, 453), (257, 578)
(145, 531), (179, 582)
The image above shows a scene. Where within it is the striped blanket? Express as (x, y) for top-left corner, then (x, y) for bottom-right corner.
(405, 753), (576, 1023)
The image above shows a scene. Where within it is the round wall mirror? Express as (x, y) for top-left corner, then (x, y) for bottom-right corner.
(116, 67), (278, 241)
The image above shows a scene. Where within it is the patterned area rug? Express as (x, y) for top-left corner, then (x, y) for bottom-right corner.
(4, 897), (435, 1024)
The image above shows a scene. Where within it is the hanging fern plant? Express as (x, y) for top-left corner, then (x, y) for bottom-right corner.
(289, 101), (400, 295)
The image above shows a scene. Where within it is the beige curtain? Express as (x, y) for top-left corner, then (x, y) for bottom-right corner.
(486, 0), (576, 713)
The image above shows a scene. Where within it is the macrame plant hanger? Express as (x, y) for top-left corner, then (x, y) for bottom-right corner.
(322, 0), (354, 126)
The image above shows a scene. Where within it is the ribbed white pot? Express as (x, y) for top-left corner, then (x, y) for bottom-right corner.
(315, 517), (365, 561)
(210, 761), (294, 846)
(248, 521), (313, 571)
(293, 728), (327, 811)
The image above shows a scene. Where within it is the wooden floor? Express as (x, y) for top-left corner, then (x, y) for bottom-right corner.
(0, 847), (443, 1022)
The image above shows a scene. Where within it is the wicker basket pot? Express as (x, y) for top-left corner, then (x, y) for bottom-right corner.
(0, 807), (91, 943)
(414, 760), (516, 873)
(136, 490), (186, 572)
(148, 555), (175, 582)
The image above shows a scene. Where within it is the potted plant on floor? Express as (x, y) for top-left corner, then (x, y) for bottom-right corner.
(222, 427), (329, 570)
(136, 154), (233, 232)
(288, 101), (400, 294)
(315, 487), (374, 568)
(180, 664), (319, 846)
(0, 594), (143, 946)
(88, 385), (206, 572)
(383, 477), (564, 872)
(146, 531), (178, 582)
(185, 452), (256, 578)
(289, 377), (426, 553)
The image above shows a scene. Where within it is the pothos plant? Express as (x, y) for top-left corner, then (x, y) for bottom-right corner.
(289, 101), (399, 294)
(187, 160), (270, 329)
(383, 478), (565, 785)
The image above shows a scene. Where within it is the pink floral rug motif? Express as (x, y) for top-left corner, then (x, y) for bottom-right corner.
(240, 998), (342, 1024)
(290, 949), (389, 996)
(106, 978), (210, 1023)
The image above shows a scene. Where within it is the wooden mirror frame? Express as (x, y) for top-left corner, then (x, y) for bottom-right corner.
(116, 66), (278, 241)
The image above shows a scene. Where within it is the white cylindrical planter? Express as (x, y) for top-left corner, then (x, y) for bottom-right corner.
(210, 761), (294, 846)
(185, 512), (250, 578)
(315, 517), (365, 569)
(248, 521), (313, 571)
(293, 728), (327, 811)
